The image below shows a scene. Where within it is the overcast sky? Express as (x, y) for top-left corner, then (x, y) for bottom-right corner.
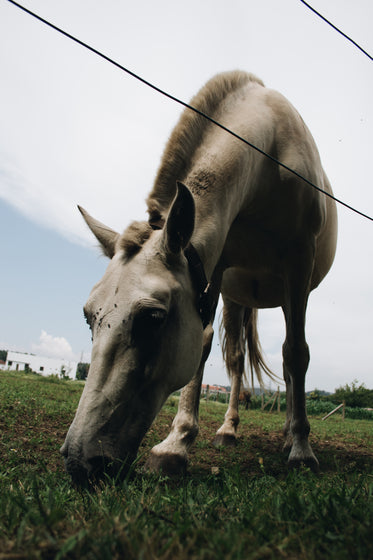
(0, 0), (372, 392)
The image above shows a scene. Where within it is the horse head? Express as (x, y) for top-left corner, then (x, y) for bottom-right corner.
(60, 183), (205, 484)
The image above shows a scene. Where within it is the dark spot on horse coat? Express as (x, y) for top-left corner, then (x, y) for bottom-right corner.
(189, 170), (217, 196)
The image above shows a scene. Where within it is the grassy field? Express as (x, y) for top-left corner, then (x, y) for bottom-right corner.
(0, 371), (372, 559)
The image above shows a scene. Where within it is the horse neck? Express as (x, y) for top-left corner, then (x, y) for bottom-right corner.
(189, 176), (242, 280)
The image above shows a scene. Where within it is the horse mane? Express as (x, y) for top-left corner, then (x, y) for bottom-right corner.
(119, 221), (153, 257)
(146, 71), (264, 224)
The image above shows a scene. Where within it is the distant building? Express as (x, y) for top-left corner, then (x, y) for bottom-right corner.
(0, 350), (77, 379)
(201, 384), (228, 394)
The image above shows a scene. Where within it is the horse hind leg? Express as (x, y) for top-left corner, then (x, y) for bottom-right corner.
(213, 299), (246, 447)
(282, 243), (319, 472)
(212, 371), (242, 447)
(282, 365), (293, 452)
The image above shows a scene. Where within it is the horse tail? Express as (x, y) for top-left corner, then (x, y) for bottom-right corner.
(243, 308), (278, 389)
(220, 304), (278, 389)
(219, 306), (246, 379)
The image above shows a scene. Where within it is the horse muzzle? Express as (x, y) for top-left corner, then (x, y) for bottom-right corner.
(60, 440), (136, 486)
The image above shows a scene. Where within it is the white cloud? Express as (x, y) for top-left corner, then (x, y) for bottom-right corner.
(31, 330), (76, 361)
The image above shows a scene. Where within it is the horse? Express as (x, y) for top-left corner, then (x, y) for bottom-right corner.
(239, 390), (251, 411)
(61, 71), (337, 483)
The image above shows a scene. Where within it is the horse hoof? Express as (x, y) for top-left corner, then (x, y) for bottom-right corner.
(212, 434), (237, 447)
(145, 451), (188, 476)
(282, 438), (293, 453)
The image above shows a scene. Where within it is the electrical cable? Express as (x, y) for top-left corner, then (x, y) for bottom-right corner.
(5, 0), (373, 222)
(300, 0), (373, 62)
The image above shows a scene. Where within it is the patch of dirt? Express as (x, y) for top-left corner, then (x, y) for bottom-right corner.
(2, 401), (372, 479)
(0, 407), (73, 475)
(140, 407), (373, 478)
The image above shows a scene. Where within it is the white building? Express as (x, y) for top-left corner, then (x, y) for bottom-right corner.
(0, 350), (78, 379)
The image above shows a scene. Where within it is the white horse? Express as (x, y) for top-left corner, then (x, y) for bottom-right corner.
(61, 71), (337, 483)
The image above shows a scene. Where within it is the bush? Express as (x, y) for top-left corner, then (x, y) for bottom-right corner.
(76, 362), (90, 381)
(306, 400), (373, 420)
(345, 407), (373, 420)
(306, 400), (336, 415)
(330, 380), (373, 408)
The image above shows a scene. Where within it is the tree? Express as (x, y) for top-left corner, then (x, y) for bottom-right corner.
(76, 362), (90, 381)
(60, 365), (72, 380)
(308, 389), (322, 400)
(332, 380), (373, 408)
(0, 350), (7, 362)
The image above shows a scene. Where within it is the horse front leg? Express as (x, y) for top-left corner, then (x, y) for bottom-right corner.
(282, 243), (319, 472)
(145, 324), (214, 475)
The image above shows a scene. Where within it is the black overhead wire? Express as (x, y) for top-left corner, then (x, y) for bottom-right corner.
(5, 0), (373, 222)
(300, 0), (373, 62)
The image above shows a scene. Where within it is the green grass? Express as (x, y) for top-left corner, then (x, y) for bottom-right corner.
(0, 371), (372, 559)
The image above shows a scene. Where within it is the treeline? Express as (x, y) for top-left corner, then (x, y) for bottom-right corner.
(302, 380), (372, 410)
(210, 380), (372, 408)
(204, 381), (373, 420)
(247, 380), (373, 420)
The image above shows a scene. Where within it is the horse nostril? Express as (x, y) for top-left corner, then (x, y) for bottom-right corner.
(64, 455), (125, 486)
(62, 442), (135, 485)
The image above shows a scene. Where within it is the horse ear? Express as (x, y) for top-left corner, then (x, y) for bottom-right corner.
(164, 182), (195, 254)
(78, 205), (119, 258)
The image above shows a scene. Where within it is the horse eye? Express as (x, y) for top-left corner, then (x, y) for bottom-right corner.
(148, 309), (167, 324)
(132, 307), (167, 341)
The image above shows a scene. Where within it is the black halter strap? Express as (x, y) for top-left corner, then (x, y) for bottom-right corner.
(183, 244), (213, 329)
(149, 219), (213, 328)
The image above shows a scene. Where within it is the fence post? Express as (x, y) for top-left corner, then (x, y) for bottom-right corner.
(322, 402), (344, 421)
(269, 389), (279, 413)
(206, 384), (210, 401)
(263, 391), (277, 412)
(261, 393), (264, 410)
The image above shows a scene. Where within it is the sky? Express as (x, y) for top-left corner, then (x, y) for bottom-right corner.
(0, 0), (372, 392)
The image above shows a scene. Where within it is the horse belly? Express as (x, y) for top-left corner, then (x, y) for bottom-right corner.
(221, 268), (284, 309)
